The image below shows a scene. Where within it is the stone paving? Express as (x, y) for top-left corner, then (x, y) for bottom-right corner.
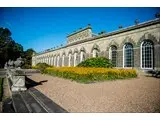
(27, 73), (160, 113)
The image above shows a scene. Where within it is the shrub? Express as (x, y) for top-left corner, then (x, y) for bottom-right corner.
(43, 67), (137, 83)
(0, 78), (3, 101)
(34, 63), (51, 73)
(77, 57), (113, 68)
(22, 64), (31, 69)
(32, 66), (38, 69)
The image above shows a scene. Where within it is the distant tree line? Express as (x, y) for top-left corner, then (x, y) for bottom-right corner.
(0, 27), (35, 68)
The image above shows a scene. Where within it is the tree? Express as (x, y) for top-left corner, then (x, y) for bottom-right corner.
(22, 48), (35, 68)
(119, 25), (123, 29)
(0, 27), (36, 68)
(98, 30), (106, 35)
(155, 12), (160, 18)
(134, 19), (139, 25)
(0, 27), (24, 68)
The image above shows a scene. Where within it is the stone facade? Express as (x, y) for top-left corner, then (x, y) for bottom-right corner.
(32, 18), (160, 70)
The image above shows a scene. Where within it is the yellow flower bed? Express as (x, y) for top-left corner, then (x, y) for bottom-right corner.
(43, 67), (137, 83)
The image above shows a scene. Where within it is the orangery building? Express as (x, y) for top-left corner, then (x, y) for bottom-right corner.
(32, 18), (160, 71)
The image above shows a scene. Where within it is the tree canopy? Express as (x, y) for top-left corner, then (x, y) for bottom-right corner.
(22, 48), (35, 68)
(0, 27), (35, 68)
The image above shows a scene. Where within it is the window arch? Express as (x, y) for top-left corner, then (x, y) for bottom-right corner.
(41, 57), (42, 63)
(80, 51), (85, 62)
(141, 40), (154, 69)
(54, 56), (56, 66)
(80, 47), (86, 63)
(48, 56), (51, 65)
(51, 56), (54, 66)
(46, 56), (48, 64)
(45, 56), (47, 64)
(123, 43), (134, 67)
(74, 52), (78, 66)
(92, 44), (100, 58)
(109, 46), (117, 67)
(68, 53), (72, 67)
(62, 54), (65, 67)
(92, 49), (99, 57)
(57, 55), (60, 67)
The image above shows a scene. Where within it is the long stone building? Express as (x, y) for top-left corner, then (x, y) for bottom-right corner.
(32, 18), (160, 70)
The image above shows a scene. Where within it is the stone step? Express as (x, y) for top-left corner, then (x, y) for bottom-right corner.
(12, 93), (30, 113)
(29, 88), (68, 113)
(20, 91), (47, 113)
(2, 98), (15, 113)
(11, 88), (68, 113)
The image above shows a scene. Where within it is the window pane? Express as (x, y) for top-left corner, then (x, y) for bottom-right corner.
(124, 43), (133, 67)
(142, 41), (153, 68)
(111, 46), (117, 67)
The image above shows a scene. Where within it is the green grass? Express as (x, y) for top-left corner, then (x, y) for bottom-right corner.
(0, 77), (3, 101)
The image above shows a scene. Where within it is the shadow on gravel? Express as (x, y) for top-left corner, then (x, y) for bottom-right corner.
(145, 75), (160, 79)
(25, 77), (48, 89)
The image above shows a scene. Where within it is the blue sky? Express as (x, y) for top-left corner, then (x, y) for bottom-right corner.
(0, 7), (159, 52)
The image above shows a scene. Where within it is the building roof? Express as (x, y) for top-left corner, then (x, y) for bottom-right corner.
(66, 18), (160, 47)
(35, 18), (160, 55)
(67, 25), (92, 37)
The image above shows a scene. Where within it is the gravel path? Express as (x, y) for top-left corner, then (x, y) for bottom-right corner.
(27, 74), (160, 113)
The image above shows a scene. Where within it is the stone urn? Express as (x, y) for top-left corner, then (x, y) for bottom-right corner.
(8, 60), (14, 68)
(14, 57), (24, 68)
(4, 62), (8, 69)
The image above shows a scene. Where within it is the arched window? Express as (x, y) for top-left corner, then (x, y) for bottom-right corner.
(74, 52), (78, 66)
(80, 47), (86, 62)
(62, 54), (65, 67)
(123, 43), (134, 67)
(54, 56), (56, 66)
(42, 57), (43, 63)
(57, 55), (60, 67)
(40, 57), (42, 63)
(46, 57), (49, 64)
(48, 56), (51, 65)
(51, 56), (54, 66)
(41, 57), (43, 63)
(92, 44), (100, 58)
(92, 49), (98, 57)
(141, 40), (154, 69)
(44, 57), (45, 63)
(45, 57), (47, 64)
(68, 53), (72, 67)
(45, 56), (48, 64)
(48, 56), (50, 65)
(109, 46), (117, 67)
(49, 56), (52, 65)
(80, 51), (85, 62)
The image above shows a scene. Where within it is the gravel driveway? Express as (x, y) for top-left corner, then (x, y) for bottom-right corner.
(27, 74), (160, 113)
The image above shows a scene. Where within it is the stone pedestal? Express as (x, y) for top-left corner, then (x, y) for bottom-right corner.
(11, 75), (27, 92)
(7, 69), (27, 92)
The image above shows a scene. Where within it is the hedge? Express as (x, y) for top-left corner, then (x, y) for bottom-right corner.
(32, 63), (50, 73)
(43, 67), (137, 83)
(77, 57), (113, 68)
